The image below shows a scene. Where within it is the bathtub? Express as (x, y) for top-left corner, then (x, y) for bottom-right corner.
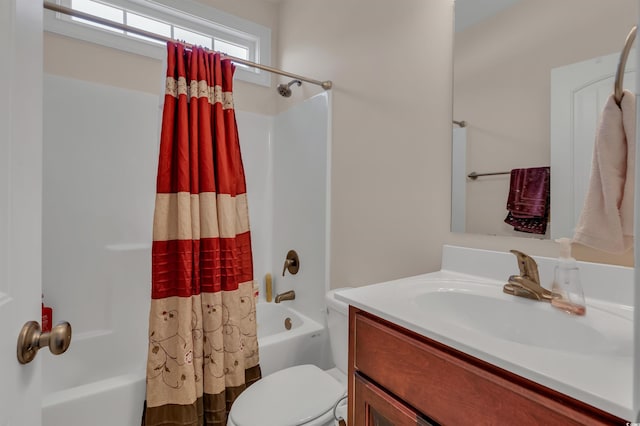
(256, 302), (330, 376)
(42, 301), (329, 426)
(41, 311), (149, 426)
(43, 372), (146, 426)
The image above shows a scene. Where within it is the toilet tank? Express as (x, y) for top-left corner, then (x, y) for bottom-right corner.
(325, 288), (351, 375)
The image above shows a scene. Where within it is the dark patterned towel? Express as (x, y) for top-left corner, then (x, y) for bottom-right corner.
(504, 167), (550, 235)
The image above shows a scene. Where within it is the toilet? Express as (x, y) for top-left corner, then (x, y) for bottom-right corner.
(227, 288), (350, 426)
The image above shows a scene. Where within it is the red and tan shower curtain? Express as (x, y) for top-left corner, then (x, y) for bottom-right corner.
(144, 42), (261, 426)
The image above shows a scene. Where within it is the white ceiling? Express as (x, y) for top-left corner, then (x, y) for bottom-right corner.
(455, 0), (525, 32)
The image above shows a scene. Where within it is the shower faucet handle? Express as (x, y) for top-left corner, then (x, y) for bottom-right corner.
(282, 250), (300, 276)
(282, 259), (293, 276)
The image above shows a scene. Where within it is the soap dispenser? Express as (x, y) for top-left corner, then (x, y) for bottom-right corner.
(551, 238), (586, 315)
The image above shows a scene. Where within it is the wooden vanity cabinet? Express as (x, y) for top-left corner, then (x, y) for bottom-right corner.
(348, 307), (627, 426)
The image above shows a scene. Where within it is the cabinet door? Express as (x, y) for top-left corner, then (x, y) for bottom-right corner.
(354, 374), (435, 426)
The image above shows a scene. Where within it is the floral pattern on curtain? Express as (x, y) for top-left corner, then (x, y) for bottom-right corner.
(143, 42), (261, 426)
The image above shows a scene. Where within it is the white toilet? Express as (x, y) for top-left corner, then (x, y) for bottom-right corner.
(227, 288), (350, 426)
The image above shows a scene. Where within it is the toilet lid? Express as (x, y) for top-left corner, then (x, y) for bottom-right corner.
(229, 364), (344, 426)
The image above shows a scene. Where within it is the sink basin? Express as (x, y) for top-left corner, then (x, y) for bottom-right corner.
(413, 288), (632, 356)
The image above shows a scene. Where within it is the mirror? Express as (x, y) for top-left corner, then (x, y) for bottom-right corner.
(452, 0), (637, 238)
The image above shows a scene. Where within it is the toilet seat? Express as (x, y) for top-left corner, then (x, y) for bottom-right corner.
(228, 364), (345, 426)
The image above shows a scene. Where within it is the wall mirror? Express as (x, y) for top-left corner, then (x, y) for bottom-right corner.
(451, 0), (637, 239)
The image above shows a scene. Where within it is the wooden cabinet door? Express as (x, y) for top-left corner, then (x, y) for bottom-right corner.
(354, 373), (436, 426)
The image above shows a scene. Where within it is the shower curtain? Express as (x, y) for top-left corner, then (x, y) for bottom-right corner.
(143, 42), (261, 426)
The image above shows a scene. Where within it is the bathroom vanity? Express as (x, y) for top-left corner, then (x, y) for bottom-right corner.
(337, 246), (634, 425)
(349, 307), (624, 425)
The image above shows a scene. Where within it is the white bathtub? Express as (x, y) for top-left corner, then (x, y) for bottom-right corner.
(256, 302), (330, 376)
(41, 316), (149, 426)
(42, 301), (329, 425)
(43, 372), (146, 426)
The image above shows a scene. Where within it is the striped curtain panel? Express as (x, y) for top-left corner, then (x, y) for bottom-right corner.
(143, 42), (261, 426)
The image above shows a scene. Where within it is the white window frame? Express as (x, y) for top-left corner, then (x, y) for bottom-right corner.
(44, 0), (272, 87)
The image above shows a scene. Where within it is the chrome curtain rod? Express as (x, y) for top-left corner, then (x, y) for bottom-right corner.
(614, 25), (636, 105)
(467, 171), (510, 180)
(43, 2), (333, 90)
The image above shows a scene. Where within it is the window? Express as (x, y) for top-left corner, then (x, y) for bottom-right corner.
(44, 0), (271, 86)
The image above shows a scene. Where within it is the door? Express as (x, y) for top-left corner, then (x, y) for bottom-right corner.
(353, 374), (436, 426)
(0, 0), (43, 425)
(550, 49), (636, 238)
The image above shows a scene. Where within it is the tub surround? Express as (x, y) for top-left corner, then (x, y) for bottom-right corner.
(270, 92), (331, 326)
(337, 245), (634, 421)
(42, 74), (331, 425)
(42, 75), (156, 426)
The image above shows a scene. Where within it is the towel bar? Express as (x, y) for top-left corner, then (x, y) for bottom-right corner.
(467, 171), (510, 180)
(614, 26), (636, 106)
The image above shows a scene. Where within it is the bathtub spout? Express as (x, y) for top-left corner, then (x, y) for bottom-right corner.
(275, 290), (295, 303)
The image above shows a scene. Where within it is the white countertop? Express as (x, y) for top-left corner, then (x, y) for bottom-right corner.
(336, 246), (635, 421)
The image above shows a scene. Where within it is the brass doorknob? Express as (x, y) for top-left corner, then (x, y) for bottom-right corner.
(17, 321), (72, 364)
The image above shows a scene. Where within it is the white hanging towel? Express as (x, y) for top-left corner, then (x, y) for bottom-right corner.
(573, 90), (636, 253)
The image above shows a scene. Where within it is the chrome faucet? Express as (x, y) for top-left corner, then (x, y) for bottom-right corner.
(503, 250), (553, 302)
(275, 290), (296, 303)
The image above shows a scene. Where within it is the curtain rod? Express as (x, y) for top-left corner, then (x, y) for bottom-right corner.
(43, 2), (333, 90)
